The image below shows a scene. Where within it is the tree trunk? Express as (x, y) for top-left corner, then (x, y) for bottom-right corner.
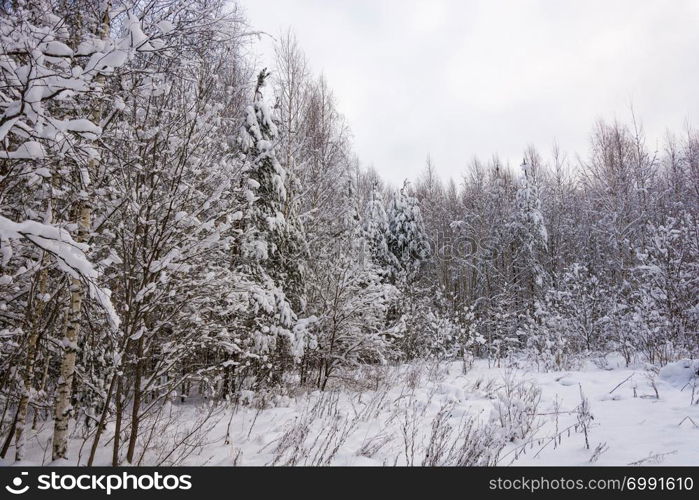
(14, 328), (40, 461)
(15, 262), (48, 461)
(32, 353), (51, 430)
(0, 406), (20, 459)
(112, 375), (123, 466)
(87, 373), (117, 466)
(126, 337), (144, 463)
(51, 5), (110, 461)
(52, 272), (86, 460)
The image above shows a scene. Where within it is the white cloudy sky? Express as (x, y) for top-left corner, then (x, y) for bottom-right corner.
(241, 0), (699, 185)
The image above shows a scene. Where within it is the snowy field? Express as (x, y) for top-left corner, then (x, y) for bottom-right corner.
(4, 357), (698, 467)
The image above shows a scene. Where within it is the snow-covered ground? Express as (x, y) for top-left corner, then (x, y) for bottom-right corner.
(4, 358), (699, 467)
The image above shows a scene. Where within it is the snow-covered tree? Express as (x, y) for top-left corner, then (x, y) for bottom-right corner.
(0, 0), (150, 461)
(512, 159), (549, 312)
(522, 263), (613, 370)
(304, 178), (401, 389)
(387, 180), (431, 284)
(364, 183), (397, 280)
(237, 69), (307, 382)
(625, 213), (699, 364)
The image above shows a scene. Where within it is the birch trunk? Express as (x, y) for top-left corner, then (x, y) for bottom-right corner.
(51, 5), (110, 461)
(51, 272), (86, 459)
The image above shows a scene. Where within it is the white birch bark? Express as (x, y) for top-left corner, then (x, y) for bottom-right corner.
(51, 6), (110, 461)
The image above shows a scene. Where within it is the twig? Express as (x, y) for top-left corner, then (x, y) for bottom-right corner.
(628, 450), (677, 466)
(677, 416), (698, 428)
(609, 373), (635, 394)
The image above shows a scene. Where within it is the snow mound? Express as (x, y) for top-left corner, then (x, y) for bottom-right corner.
(658, 359), (699, 389)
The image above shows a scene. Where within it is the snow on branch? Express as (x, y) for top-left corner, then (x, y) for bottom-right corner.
(0, 215), (119, 328)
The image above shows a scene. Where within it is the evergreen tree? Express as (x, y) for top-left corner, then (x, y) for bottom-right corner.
(512, 160), (549, 312)
(238, 69), (307, 381)
(364, 182), (397, 280)
(387, 180), (431, 284)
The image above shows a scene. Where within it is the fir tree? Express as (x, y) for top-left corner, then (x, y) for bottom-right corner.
(364, 182), (397, 280)
(512, 160), (549, 312)
(237, 69), (307, 381)
(387, 180), (431, 284)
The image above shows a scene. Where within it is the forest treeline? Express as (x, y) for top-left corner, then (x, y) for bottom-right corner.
(0, 0), (697, 464)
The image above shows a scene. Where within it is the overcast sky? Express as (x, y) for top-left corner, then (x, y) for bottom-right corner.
(241, 0), (699, 186)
